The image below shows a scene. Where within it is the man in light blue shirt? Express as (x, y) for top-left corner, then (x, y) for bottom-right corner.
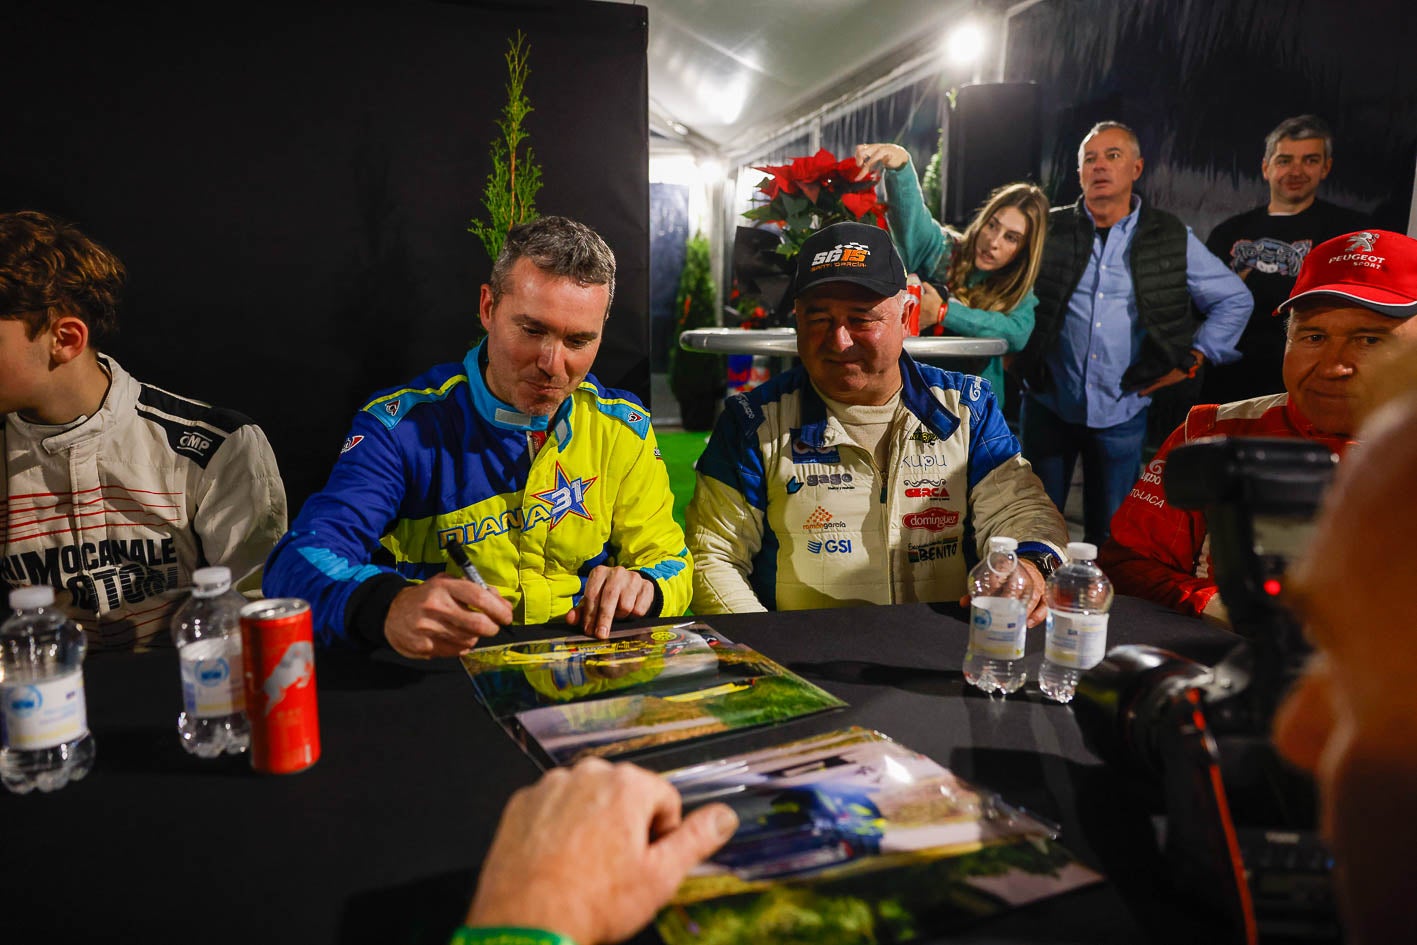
(1010, 122), (1252, 546)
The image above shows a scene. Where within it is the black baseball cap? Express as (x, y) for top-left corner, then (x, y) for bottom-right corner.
(792, 221), (907, 301)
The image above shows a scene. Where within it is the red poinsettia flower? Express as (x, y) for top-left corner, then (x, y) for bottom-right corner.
(753, 148), (851, 199)
(744, 147), (889, 258)
(840, 190), (879, 220)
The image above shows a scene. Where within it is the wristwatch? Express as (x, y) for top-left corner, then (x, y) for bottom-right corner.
(1017, 550), (1062, 578)
(1184, 349), (1205, 379)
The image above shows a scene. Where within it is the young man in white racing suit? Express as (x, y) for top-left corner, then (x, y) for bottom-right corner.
(0, 211), (287, 650)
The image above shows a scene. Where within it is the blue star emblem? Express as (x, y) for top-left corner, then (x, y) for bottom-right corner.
(532, 463), (599, 528)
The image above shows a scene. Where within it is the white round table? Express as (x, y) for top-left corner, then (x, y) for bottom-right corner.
(679, 327), (1007, 359)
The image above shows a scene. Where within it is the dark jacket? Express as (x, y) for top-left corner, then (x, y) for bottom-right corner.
(1013, 199), (1193, 393)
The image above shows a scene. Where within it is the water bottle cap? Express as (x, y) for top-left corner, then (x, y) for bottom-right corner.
(1066, 542), (1098, 561)
(988, 536), (1018, 553)
(9, 585), (56, 609)
(191, 566), (233, 597)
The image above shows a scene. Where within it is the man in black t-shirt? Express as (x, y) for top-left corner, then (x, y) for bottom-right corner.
(1202, 115), (1367, 404)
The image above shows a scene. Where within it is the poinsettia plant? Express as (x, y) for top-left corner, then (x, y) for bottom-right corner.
(741, 148), (887, 259)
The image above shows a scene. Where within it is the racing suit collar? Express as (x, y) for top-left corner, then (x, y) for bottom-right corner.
(796, 380), (831, 447)
(898, 353), (960, 442)
(1283, 396), (1356, 458)
(8, 355), (132, 454)
(795, 354), (960, 448)
(463, 340), (570, 433)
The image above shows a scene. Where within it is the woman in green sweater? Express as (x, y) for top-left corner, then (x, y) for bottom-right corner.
(855, 142), (1048, 410)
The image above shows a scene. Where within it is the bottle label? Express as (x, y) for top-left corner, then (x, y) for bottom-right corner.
(969, 597), (1027, 660)
(180, 638), (247, 718)
(1, 671), (89, 750)
(1044, 611), (1110, 669)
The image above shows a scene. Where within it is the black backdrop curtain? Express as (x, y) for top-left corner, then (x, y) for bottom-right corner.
(2, 1), (650, 514)
(1004, 0), (1416, 237)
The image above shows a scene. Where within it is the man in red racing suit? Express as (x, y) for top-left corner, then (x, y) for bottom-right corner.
(1100, 228), (1417, 622)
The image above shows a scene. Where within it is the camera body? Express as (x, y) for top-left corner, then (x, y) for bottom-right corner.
(1073, 436), (1340, 943)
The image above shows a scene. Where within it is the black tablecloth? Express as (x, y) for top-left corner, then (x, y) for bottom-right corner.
(3, 596), (1245, 945)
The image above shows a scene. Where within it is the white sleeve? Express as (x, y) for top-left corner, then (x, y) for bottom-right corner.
(685, 472), (769, 614)
(192, 423), (289, 591)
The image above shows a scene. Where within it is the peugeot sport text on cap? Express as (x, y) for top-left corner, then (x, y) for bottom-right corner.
(1277, 229), (1417, 319)
(793, 221), (907, 301)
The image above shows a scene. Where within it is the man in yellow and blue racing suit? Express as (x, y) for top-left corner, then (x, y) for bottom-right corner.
(687, 221), (1067, 623)
(264, 217), (690, 657)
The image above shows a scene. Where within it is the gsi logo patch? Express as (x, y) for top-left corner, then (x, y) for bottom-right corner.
(807, 539), (853, 555)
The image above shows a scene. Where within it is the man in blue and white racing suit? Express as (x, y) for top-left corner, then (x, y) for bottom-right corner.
(686, 222), (1067, 623)
(264, 217), (691, 657)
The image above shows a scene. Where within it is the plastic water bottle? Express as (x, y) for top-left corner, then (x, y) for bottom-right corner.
(174, 567), (249, 757)
(963, 536), (1031, 694)
(0, 586), (96, 794)
(1039, 542), (1115, 703)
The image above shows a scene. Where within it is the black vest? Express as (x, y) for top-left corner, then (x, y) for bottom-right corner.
(1013, 199), (1194, 393)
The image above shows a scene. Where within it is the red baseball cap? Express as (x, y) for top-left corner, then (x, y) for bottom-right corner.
(1277, 229), (1417, 318)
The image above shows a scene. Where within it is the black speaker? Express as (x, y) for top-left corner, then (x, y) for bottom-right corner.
(943, 82), (1043, 229)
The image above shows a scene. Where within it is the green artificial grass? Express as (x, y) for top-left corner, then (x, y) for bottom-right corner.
(654, 427), (712, 535)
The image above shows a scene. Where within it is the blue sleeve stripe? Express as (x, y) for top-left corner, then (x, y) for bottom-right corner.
(696, 431), (768, 511)
(578, 547), (613, 577)
(638, 549), (689, 582)
(750, 524), (779, 610)
(965, 378), (1024, 493)
(297, 545), (387, 584)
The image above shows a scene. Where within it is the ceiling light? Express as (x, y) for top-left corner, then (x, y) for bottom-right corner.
(943, 22), (986, 65)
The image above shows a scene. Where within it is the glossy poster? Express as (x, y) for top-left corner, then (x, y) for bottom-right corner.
(655, 727), (1103, 944)
(460, 623), (846, 767)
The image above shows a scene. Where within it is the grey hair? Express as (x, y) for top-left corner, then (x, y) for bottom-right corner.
(1078, 121), (1141, 164)
(489, 215), (616, 313)
(1264, 114), (1333, 163)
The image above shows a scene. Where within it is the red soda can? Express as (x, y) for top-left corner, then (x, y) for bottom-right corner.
(904, 275), (923, 336)
(239, 598), (320, 774)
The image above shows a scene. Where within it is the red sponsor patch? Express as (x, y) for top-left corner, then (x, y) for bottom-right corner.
(904, 486), (949, 499)
(340, 435), (364, 455)
(902, 508), (959, 531)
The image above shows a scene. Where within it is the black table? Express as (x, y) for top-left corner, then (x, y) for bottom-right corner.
(4, 597), (1246, 945)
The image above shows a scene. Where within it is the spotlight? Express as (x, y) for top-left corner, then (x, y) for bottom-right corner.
(943, 22), (985, 65)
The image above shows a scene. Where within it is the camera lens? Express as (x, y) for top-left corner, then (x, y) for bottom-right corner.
(1074, 645), (1210, 776)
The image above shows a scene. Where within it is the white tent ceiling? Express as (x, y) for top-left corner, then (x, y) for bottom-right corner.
(610, 0), (987, 158)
